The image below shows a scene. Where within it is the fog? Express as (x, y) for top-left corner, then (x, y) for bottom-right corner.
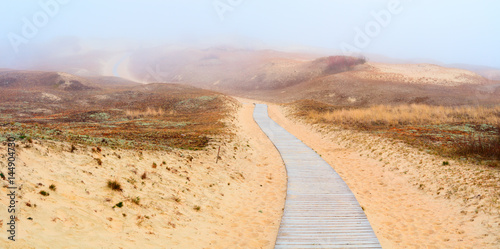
(1, 0), (499, 73)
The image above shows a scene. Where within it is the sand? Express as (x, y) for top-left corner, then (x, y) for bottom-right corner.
(266, 102), (500, 248)
(0, 101), (286, 249)
(350, 62), (486, 86)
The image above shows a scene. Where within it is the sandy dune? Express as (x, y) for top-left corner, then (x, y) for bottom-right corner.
(0, 102), (286, 248)
(350, 63), (486, 86)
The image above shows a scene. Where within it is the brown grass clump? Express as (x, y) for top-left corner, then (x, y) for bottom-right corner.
(107, 180), (123, 192)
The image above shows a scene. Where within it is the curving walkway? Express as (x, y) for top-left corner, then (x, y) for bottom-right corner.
(253, 104), (381, 249)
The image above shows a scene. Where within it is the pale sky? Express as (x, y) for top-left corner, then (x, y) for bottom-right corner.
(1, 0), (499, 68)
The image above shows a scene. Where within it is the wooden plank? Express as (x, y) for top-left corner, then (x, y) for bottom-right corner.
(253, 104), (382, 249)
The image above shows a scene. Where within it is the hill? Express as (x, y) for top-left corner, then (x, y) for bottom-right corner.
(122, 48), (498, 106)
(0, 70), (231, 150)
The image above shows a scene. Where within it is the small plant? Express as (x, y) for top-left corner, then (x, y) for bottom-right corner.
(131, 197), (140, 205)
(95, 158), (103, 166)
(152, 162), (157, 169)
(107, 180), (123, 191)
(141, 172), (147, 180)
(442, 161), (450, 166)
(0, 172), (5, 180)
(70, 144), (77, 153)
(172, 196), (181, 203)
(113, 202), (123, 208)
(126, 177), (136, 185)
(49, 184), (56, 191)
(39, 190), (49, 196)
(193, 205), (201, 211)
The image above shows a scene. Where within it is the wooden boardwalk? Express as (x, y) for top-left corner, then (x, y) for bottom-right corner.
(253, 104), (381, 249)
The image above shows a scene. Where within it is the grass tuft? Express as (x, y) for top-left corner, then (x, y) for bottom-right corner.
(107, 180), (123, 191)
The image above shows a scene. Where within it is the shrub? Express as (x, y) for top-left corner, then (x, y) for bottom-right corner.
(320, 55), (366, 74)
(455, 134), (500, 161)
(113, 202), (123, 208)
(131, 197), (140, 205)
(49, 184), (56, 191)
(39, 191), (49, 196)
(193, 205), (201, 211)
(107, 180), (123, 191)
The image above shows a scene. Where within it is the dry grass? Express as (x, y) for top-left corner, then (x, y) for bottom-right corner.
(125, 107), (165, 118)
(306, 104), (500, 127)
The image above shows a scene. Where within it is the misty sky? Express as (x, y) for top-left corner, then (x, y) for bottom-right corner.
(1, 0), (499, 69)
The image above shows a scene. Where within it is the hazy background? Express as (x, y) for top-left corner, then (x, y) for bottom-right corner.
(1, 0), (499, 72)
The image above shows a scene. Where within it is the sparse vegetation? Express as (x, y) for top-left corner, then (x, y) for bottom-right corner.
(107, 180), (123, 191)
(0, 81), (230, 151)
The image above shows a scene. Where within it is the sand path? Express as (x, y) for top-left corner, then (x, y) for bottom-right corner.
(253, 104), (380, 248)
